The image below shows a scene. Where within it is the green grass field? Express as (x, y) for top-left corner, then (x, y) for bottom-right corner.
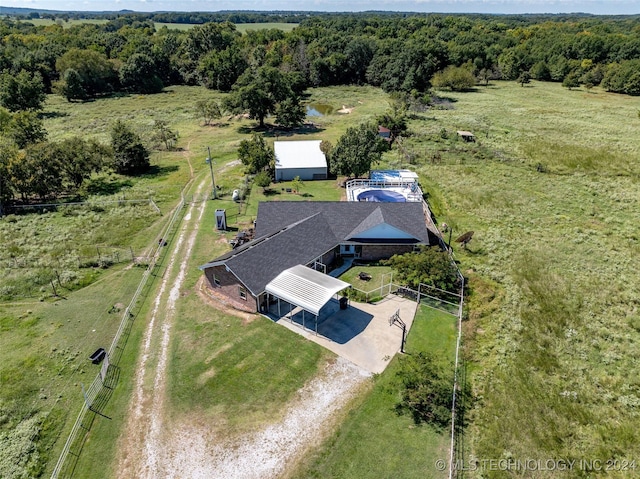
(399, 81), (640, 475)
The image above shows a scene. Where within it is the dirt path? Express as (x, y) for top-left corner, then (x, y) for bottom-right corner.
(116, 162), (369, 478)
(116, 177), (208, 477)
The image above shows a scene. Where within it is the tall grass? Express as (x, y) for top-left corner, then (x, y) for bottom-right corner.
(398, 81), (640, 477)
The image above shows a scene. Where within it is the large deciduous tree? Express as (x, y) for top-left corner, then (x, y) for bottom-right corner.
(7, 111), (47, 148)
(119, 53), (164, 94)
(225, 66), (302, 128)
(51, 137), (110, 190)
(237, 133), (274, 174)
(329, 122), (388, 178)
(197, 46), (247, 92)
(275, 97), (306, 128)
(22, 142), (64, 200)
(55, 48), (117, 99)
(431, 65), (476, 91)
(59, 69), (87, 102)
(110, 120), (150, 175)
(178, 21), (240, 84)
(0, 137), (17, 215)
(0, 70), (46, 112)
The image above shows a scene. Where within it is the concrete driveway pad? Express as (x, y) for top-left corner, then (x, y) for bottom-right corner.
(272, 295), (418, 374)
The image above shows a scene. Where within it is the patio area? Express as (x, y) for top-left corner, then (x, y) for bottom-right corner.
(267, 294), (418, 374)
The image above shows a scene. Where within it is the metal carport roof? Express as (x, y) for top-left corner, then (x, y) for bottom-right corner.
(265, 265), (350, 316)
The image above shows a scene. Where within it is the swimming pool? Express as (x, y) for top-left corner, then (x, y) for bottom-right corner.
(357, 189), (407, 202)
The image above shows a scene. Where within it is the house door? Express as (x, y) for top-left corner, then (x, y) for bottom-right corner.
(340, 244), (355, 256)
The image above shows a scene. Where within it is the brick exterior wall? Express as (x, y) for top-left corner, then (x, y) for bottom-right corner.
(319, 248), (337, 267)
(203, 265), (258, 313)
(360, 244), (414, 261)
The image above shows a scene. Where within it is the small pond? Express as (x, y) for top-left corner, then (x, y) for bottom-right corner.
(306, 103), (334, 117)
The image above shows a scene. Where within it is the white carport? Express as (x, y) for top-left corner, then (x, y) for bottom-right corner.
(265, 264), (350, 334)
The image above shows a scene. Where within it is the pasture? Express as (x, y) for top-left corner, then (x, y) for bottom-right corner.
(17, 18), (298, 32)
(395, 81), (640, 474)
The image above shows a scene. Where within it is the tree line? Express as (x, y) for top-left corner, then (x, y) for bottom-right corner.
(1, 12), (640, 102)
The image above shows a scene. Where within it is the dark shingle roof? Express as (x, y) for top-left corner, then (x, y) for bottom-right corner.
(255, 202), (430, 243)
(202, 202), (431, 295)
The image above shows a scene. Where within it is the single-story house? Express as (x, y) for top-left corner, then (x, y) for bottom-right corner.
(199, 201), (439, 313)
(274, 140), (327, 181)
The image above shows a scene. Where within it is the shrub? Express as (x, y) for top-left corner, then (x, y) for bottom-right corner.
(394, 352), (453, 428)
(384, 246), (461, 294)
(432, 65), (476, 91)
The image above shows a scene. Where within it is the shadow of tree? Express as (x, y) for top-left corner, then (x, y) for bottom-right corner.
(237, 123), (326, 136)
(85, 177), (134, 196)
(39, 111), (70, 119)
(139, 164), (180, 178)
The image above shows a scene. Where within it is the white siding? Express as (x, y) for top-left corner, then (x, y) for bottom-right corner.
(276, 167), (327, 181)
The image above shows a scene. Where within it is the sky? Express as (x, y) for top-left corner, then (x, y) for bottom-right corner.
(1, 0), (639, 15)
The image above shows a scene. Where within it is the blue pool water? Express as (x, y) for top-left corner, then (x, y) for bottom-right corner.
(357, 189), (407, 202)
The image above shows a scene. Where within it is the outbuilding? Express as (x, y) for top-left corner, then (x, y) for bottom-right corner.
(457, 130), (475, 142)
(274, 140), (328, 181)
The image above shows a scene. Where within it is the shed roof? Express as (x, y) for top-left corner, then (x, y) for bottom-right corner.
(265, 265), (350, 316)
(274, 140), (327, 170)
(457, 130), (474, 137)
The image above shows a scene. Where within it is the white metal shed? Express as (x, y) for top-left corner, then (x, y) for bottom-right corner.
(274, 140), (328, 181)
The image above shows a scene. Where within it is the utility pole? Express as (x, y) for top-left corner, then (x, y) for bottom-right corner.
(205, 146), (216, 200)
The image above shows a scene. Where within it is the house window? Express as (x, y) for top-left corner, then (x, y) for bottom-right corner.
(238, 286), (247, 300)
(213, 275), (221, 287)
